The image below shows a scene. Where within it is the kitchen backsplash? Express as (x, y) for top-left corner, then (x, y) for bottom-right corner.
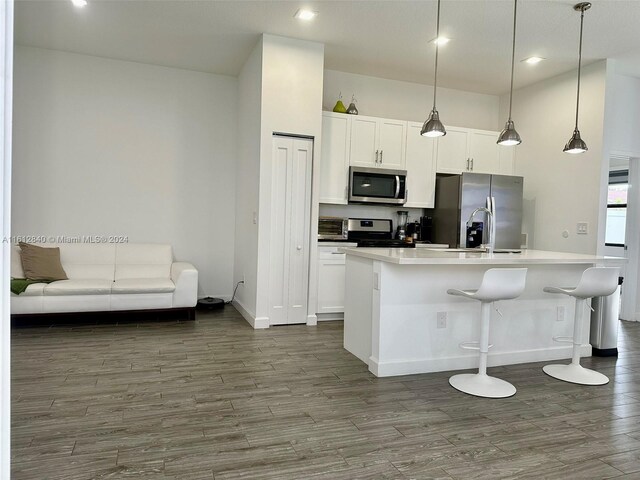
(319, 203), (425, 230)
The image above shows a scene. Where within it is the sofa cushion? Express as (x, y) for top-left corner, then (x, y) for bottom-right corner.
(19, 243), (68, 281)
(43, 279), (113, 296)
(58, 244), (116, 280)
(10, 282), (48, 297)
(111, 278), (175, 294)
(115, 244), (173, 280)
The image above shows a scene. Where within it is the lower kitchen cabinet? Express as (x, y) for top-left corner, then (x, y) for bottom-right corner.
(317, 246), (347, 317)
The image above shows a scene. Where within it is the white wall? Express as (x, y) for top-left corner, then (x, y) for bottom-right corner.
(233, 39), (262, 320)
(12, 46), (237, 297)
(324, 69), (500, 131)
(255, 35), (325, 324)
(605, 67), (640, 156)
(500, 61), (607, 254)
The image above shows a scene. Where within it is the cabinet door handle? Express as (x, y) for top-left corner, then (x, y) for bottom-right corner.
(380, 150), (383, 163)
(466, 158), (470, 170)
(375, 150), (379, 164)
(297, 245), (302, 251)
(471, 158), (474, 171)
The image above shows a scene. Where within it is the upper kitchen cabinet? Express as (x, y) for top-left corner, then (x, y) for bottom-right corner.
(405, 122), (436, 208)
(350, 115), (406, 169)
(434, 126), (469, 174)
(319, 112), (351, 204)
(468, 129), (500, 174)
(436, 127), (515, 175)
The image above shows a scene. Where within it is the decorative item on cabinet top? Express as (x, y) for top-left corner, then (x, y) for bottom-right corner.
(346, 95), (359, 115)
(332, 92), (347, 114)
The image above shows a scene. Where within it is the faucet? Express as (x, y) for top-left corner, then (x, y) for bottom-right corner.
(467, 207), (495, 254)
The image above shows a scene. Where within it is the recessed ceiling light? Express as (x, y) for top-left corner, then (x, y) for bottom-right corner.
(431, 36), (450, 46)
(522, 56), (545, 64)
(294, 9), (318, 21)
(71, 0), (87, 6)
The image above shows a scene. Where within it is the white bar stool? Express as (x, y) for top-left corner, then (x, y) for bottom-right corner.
(542, 267), (619, 385)
(447, 268), (528, 398)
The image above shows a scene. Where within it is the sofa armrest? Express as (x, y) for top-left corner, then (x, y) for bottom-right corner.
(171, 262), (198, 308)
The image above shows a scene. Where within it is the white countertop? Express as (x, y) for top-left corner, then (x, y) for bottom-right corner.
(318, 241), (358, 247)
(341, 247), (626, 265)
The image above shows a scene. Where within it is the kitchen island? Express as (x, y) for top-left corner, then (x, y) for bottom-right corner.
(342, 248), (625, 377)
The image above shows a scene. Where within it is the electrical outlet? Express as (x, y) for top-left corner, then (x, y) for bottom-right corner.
(577, 222), (588, 235)
(557, 306), (565, 322)
(437, 312), (447, 329)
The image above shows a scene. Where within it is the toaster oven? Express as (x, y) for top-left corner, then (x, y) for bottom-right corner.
(318, 217), (348, 241)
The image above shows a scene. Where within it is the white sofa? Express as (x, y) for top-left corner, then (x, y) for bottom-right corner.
(11, 243), (198, 317)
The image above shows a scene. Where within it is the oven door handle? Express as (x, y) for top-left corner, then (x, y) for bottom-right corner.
(395, 175), (400, 199)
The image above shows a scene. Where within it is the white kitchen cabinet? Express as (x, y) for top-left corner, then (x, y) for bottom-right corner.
(349, 115), (406, 169)
(377, 119), (406, 169)
(317, 246), (348, 316)
(404, 122), (437, 208)
(435, 126), (469, 174)
(319, 112), (350, 204)
(499, 146), (515, 175)
(436, 128), (515, 175)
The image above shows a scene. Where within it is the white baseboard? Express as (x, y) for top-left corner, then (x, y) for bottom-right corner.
(317, 313), (344, 321)
(306, 314), (318, 326)
(232, 299), (270, 329)
(368, 345), (592, 378)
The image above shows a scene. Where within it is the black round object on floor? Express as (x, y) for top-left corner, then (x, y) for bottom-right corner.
(197, 297), (225, 310)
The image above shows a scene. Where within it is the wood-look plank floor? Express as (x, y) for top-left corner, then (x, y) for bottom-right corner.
(10, 308), (640, 479)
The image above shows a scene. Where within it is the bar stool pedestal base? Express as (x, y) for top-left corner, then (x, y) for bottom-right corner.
(543, 363), (609, 385)
(449, 373), (516, 398)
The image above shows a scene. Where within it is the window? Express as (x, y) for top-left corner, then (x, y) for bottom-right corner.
(605, 170), (628, 247)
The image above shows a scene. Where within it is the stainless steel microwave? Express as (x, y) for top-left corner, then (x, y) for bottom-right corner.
(349, 167), (407, 205)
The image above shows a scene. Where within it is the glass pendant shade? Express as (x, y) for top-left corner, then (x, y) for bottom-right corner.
(420, 110), (446, 137)
(497, 120), (521, 146)
(563, 129), (588, 154)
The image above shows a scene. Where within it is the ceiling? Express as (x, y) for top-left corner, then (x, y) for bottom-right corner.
(14, 0), (640, 95)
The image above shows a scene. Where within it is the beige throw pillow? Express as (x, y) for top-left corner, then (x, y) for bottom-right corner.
(19, 242), (68, 281)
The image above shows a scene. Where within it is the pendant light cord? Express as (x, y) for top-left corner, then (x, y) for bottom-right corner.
(432, 0), (441, 111)
(507, 0), (517, 121)
(575, 6), (585, 130)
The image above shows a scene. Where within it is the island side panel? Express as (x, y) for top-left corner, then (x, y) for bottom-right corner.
(371, 262), (593, 377)
(343, 255), (375, 364)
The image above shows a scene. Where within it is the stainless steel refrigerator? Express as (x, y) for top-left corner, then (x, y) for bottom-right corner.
(432, 173), (524, 249)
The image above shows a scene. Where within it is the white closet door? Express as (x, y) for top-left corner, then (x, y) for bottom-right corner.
(269, 140), (291, 325)
(270, 136), (313, 326)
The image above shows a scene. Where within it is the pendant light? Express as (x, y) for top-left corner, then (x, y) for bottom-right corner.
(564, 2), (591, 154)
(421, 0), (446, 137)
(497, 0), (522, 146)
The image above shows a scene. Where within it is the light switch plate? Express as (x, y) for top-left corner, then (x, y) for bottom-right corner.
(577, 222), (588, 235)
